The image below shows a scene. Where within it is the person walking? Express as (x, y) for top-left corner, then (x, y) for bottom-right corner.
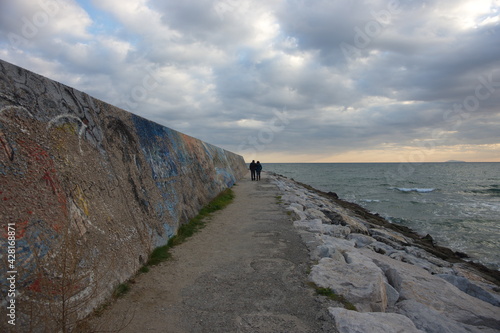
(255, 161), (262, 181)
(249, 160), (257, 181)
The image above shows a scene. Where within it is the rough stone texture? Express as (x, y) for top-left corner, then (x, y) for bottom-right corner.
(0, 59), (246, 331)
(304, 207), (329, 222)
(294, 219), (323, 233)
(363, 249), (500, 330)
(272, 174), (500, 333)
(340, 213), (369, 234)
(329, 308), (425, 333)
(395, 300), (500, 333)
(323, 224), (351, 238)
(370, 228), (410, 244)
(384, 282), (400, 308)
(347, 233), (376, 248)
(437, 274), (500, 307)
(310, 254), (389, 312)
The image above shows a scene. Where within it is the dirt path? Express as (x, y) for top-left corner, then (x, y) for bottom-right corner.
(91, 174), (337, 333)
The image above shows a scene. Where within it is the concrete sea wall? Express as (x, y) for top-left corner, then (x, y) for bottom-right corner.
(0, 59), (246, 331)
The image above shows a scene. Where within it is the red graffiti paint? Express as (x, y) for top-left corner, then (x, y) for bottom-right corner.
(0, 129), (15, 161)
(28, 276), (84, 295)
(14, 140), (68, 232)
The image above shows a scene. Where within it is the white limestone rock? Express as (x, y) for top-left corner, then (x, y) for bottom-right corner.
(310, 252), (389, 312)
(305, 207), (329, 222)
(404, 246), (452, 268)
(304, 196), (327, 210)
(370, 228), (409, 244)
(312, 244), (346, 262)
(329, 307), (425, 333)
(362, 249), (500, 330)
(389, 251), (453, 275)
(368, 241), (399, 256)
(341, 214), (369, 234)
(323, 225), (351, 238)
(437, 274), (500, 307)
(286, 206), (307, 221)
(272, 180), (291, 192)
(385, 281), (400, 308)
(395, 299), (500, 333)
(293, 219), (323, 233)
(281, 194), (307, 207)
(321, 235), (356, 252)
(288, 202), (304, 212)
(347, 233), (376, 248)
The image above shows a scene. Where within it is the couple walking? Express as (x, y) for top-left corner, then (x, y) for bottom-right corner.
(249, 160), (262, 181)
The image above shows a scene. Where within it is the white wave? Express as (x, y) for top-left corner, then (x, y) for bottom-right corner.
(393, 187), (436, 193)
(360, 199), (381, 203)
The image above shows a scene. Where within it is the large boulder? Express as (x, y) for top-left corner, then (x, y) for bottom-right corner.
(370, 228), (410, 244)
(362, 249), (500, 330)
(340, 212), (369, 234)
(304, 207), (329, 222)
(329, 308), (424, 333)
(437, 274), (500, 307)
(310, 252), (389, 312)
(395, 299), (500, 333)
(323, 224), (351, 238)
(286, 206), (307, 221)
(347, 233), (376, 248)
(293, 219), (323, 233)
(321, 235), (356, 252)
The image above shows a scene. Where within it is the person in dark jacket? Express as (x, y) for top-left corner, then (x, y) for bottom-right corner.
(249, 160), (257, 181)
(255, 161), (262, 181)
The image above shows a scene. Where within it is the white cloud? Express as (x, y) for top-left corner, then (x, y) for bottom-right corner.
(0, 0), (499, 162)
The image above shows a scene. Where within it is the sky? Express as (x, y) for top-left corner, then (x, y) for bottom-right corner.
(0, 0), (499, 163)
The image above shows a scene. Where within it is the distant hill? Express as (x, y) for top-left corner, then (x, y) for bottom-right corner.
(445, 160), (466, 163)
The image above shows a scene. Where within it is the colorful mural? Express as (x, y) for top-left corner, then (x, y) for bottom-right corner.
(0, 59), (246, 331)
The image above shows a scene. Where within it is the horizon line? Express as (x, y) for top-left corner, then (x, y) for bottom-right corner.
(245, 161), (500, 163)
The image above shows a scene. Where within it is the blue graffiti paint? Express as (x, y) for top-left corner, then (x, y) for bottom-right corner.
(131, 114), (180, 179)
(0, 219), (59, 292)
(216, 167), (236, 187)
(130, 113), (242, 244)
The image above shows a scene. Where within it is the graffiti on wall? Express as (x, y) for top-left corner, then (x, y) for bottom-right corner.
(0, 58), (246, 331)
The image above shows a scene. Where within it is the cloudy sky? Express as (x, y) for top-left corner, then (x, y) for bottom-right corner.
(1, 0), (499, 162)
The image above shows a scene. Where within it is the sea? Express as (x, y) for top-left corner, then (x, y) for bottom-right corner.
(264, 162), (500, 271)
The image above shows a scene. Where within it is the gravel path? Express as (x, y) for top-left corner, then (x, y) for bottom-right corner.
(91, 174), (337, 332)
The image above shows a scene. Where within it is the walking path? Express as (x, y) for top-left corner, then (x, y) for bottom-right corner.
(91, 174), (337, 332)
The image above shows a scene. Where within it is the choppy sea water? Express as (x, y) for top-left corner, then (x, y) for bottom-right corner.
(264, 163), (500, 271)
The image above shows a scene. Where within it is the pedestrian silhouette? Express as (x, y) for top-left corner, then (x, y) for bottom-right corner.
(255, 161), (262, 181)
(249, 160), (257, 181)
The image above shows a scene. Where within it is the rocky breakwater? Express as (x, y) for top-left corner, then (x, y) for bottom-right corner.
(270, 173), (500, 333)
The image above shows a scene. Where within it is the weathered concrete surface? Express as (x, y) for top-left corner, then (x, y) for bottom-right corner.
(89, 176), (337, 333)
(0, 59), (246, 332)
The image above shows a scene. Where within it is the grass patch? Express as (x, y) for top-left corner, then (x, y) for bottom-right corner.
(138, 266), (150, 273)
(312, 285), (357, 311)
(147, 245), (172, 266)
(146, 188), (235, 266)
(113, 283), (131, 298)
(93, 302), (110, 317)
